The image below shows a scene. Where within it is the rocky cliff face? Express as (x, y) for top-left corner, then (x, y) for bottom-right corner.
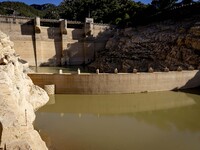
(0, 31), (49, 149)
(89, 16), (200, 72)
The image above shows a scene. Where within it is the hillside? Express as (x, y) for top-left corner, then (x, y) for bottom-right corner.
(89, 14), (200, 73)
(0, 2), (44, 17)
(30, 3), (56, 11)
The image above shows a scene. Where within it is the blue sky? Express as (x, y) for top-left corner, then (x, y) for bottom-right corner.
(135, 0), (151, 4)
(1, 0), (198, 5)
(0, 0), (152, 5)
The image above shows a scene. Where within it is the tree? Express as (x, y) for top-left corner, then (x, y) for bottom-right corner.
(58, 0), (144, 24)
(182, 0), (193, 4)
(151, 0), (178, 10)
(44, 7), (59, 19)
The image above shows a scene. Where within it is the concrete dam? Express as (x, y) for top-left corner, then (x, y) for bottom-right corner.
(0, 15), (113, 66)
(1, 15), (200, 94)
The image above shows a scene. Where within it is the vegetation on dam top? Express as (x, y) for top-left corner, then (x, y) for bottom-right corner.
(0, 0), (199, 26)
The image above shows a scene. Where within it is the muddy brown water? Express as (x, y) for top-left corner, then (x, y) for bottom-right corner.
(34, 90), (200, 150)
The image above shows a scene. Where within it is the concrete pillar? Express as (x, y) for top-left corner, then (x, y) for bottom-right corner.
(148, 67), (154, 73)
(164, 67), (169, 72)
(59, 69), (63, 74)
(177, 66), (182, 71)
(83, 18), (94, 65)
(35, 17), (41, 33)
(188, 65), (194, 70)
(60, 19), (68, 66)
(44, 84), (55, 95)
(34, 17), (42, 67)
(60, 19), (67, 34)
(96, 69), (100, 74)
(77, 68), (81, 74)
(133, 68), (137, 73)
(114, 68), (118, 74)
(84, 18), (94, 37)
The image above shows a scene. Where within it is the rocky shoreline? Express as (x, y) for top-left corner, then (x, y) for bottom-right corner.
(0, 31), (49, 149)
(89, 15), (200, 73)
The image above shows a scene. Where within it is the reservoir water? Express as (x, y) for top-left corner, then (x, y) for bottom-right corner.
(34, 90), (200, 150)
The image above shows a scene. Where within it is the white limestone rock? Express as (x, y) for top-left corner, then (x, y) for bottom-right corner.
(0, 30), (49, 149)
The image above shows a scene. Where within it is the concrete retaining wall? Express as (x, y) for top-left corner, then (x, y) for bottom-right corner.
(28, 70), (200, 94)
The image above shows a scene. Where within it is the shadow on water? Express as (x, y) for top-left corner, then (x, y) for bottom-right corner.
(39, 92), (200, 131)
(179, 87), (200, 95)
(39, 91), (196, 114)
(36, 91), (200, 132)
(178, 70), (200, 95)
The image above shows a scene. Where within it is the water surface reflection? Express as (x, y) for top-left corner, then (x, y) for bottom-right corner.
(35, 91), (200, 150)
(29, 66), (88, 73)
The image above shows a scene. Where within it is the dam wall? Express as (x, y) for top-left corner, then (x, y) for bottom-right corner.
(28, 70), (200, 94)
(0, 16), (36, 65)
(0, 15), (112, 66)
